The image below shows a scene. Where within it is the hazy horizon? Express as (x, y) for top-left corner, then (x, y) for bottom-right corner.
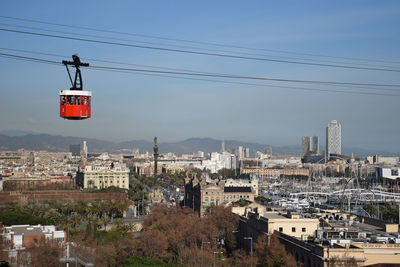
(1, 128), (399, 155)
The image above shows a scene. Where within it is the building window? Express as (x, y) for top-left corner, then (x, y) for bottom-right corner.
(279, 227), (283, 232)
(204, 199), (208, 206)
(216, 199), (220, 205)
(292, 227), (296, 232)
(302, 228), (306, 232)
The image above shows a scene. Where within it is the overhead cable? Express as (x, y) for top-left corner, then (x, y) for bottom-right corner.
(0, 52), (399, 97)
(1, 14), (399, 65)
(1, 28), (400, 73)
(0, 22), (397, 69)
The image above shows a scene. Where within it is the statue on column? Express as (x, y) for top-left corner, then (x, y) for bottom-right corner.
(153, 137), (159, 177)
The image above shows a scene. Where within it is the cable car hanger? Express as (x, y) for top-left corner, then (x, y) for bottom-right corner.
(62, 54), (89, 90)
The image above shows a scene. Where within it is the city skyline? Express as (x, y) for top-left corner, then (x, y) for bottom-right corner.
(0, 128), (398, 156)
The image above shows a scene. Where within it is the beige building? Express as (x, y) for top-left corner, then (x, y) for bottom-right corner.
(165, 165), (185, 174)
(149, 186), (165, 204)
(242, 168), (310, 177)
(279, 232), (400, 266)
(83, 164), (129, 189)
(231, 202), (267, 217)
(224, 178), (259, 195)
(185, 175), (255, 217)
(239, 210), (319, 243)
(264, 211), (319, 239)
(240, 209), (400, 266)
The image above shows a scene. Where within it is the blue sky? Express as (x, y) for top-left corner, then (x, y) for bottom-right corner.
(0, 1), (399, 152)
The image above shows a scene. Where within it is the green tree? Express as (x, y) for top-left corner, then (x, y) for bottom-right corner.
(363, 204), (377, 217)
(0, 210), (47, 226)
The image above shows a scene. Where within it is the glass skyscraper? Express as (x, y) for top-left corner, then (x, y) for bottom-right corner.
(301, 136), (319, 157)
(326, 120), (342, 159)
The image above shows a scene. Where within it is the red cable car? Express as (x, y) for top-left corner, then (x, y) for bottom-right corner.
(59, 55), (91, 120)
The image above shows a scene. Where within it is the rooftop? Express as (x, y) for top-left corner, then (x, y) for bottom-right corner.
(262, 212), (287, 219)
(4, 225), (59, 236)
(9, 226), (44, 236)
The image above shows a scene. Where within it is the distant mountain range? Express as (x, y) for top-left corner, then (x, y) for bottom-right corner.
(0, 134), (297, 155)
(0, 130), (38, 136)
(0, 131), (397, 156)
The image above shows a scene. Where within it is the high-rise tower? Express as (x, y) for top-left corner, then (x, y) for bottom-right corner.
(326, 120), (342, 159)
(301, 136), (319, 157)
(82, 141), (88, 159)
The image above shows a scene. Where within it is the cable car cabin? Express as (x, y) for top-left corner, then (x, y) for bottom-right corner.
(59, 90), (91, 120)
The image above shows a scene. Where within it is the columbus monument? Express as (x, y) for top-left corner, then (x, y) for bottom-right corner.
(153, 137), (159, 177)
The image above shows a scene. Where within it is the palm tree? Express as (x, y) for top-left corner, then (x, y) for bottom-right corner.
(77, 200), (88, 216)
(116, 201), (129, 218)
(70, 212), (81, 228)
(108, 200), (118, 219)
(89, 202), (101, 217)
(100, 215), (111, 230)
(114, 218), (123, 229)
(99, 201), (110, 218)
(45, 208), (63, 225)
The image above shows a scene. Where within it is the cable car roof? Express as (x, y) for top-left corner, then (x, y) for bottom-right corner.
(59, 90), (92, 96)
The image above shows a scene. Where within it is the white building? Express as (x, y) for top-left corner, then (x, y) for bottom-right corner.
(2, 224), (66, 250)
(235, 146), (244, 159)
(326, 120), (342, 158)
(374, 155), (399, 165)
(98, 152), (110, 161)
(83, 164), (129, 189)
(376, 167), (400, 180)
(245, 147), (250, 158)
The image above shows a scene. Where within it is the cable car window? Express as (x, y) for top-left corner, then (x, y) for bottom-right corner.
(87, 96), (91, 106)
(83, 96), (87, 105)
(75, 96), (81, 105)
(67, 96), (73, 105)
(61, 96), (66, 105)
